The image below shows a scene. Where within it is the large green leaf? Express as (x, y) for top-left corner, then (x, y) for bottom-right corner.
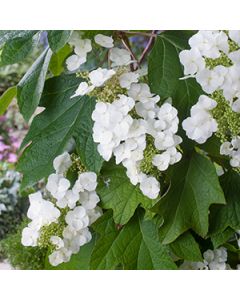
(17, 48), (52, 121)
(211, 227), (235, 249)
(209, 171), (240, 236)
(170, 231), (202, 262)
(0, 30), (37, 47)
(90, 211), (177, 270)
(47, 30), (72, 52)
(156, 151), (225, 244)
(0, 31), (38, 66)
(148, 31), (194, 98)
(0, 86), (17, 115)
(172, 78), (203, 122)
(17, 74), (103, 188)
(97, 162), (156, 225)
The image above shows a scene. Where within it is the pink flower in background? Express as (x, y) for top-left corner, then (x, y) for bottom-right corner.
(12, 140), (21, 149)
(0, 116), (7, 122)
(0, 142), (10, 152)
(7, 153), (17, 163)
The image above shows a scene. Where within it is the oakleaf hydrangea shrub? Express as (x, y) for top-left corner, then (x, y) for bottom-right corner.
(0, 30), (240, 269)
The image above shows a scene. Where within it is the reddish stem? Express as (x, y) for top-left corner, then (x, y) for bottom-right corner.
(139, 30), (158, 65)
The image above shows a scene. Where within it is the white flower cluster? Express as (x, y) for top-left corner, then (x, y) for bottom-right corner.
(71, 67), (116, 98)
(220, 136), (240, 168)
(68, 32), (182, 199)
(21, 152), (102, 266)
(66, 32), (92, 72)
(181, 247), (229, 270)
(92, 81), (182, 199)
(182, 95), (218, 144)
(180, 30), (240, 112)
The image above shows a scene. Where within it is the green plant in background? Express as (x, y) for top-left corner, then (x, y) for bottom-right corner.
(0, 220), (47, 269)
(0, 163), (28, 239)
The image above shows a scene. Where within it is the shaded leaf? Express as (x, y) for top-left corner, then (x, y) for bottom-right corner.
(90, 211), (176, 270)
(209, 171), (240, 235)
(0, 30), (37, 47)
(170, 231), (202, 261)
(211, 227), (235, 249)
(17, 48), (52, 121)
(47, 30), (72, 52)
(97, 162), (156, 225)
(148, 30), (194, 98)
(156, 151), (225, 244)
(49, 44), (72, 76)
(18, 74), (102, 188)
(0, 31), (38, 66)
(0, 86), (17, 115)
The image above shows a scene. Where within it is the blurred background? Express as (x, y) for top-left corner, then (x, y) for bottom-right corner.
(0, 35), (47, 269)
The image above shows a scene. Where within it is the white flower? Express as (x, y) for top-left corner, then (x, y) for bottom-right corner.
(89, 68), (115, 87)
(215, 31), (229, 54)
(71, 82), (94, 98)
(53, 152), (72, 174)
(73, 172), (97, 194)
(65, 206), (89, 231)
(113, 138), (140, 164)
(50, 236), (64, 250)
(139, 176), (160, 199)
(57, 189), (79, 209)
(228, 50), (240, 65)
(167, 147), (182, 164)
(232, 98), (240, 113)
(203, 247), (228, 270)
(119, 72), (139, 89)
(79, 191), (100, 210)
(128, 83), (155, 102)
(94, 34), (114, 48)
(152, 152), (171, 171)
(48, 248), (72, 266)
(196, 66), (228, 94)
(27, 191), (60, 226)
(189, 31), (221, 59)
(21, 223), (40, 247)
(46, 174), (70, 200)
(179, 48), (205, 76)
(220, 141), (233, 155)
(73, 38), (92, 57)
(67, 228), (92, 254)
(154, 132), (175, 150)
(66, 54), (86, 72)
(221, 137), (240, 168)
(182, 95), (218, 144)
(229, 30), (240, 46)
(109, 47), (132, 67)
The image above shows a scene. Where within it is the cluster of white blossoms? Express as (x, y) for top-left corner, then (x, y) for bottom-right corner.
(66, 32), (92, 72)
(181, 247), (229, 270)
(180, 31), (240, 168)
(182, 95), (218, 144)
(220, 136), (240, 167)
(67, 32), (182, 199)
(21, 152), (102, 266)
(179, 30), (240, 108)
